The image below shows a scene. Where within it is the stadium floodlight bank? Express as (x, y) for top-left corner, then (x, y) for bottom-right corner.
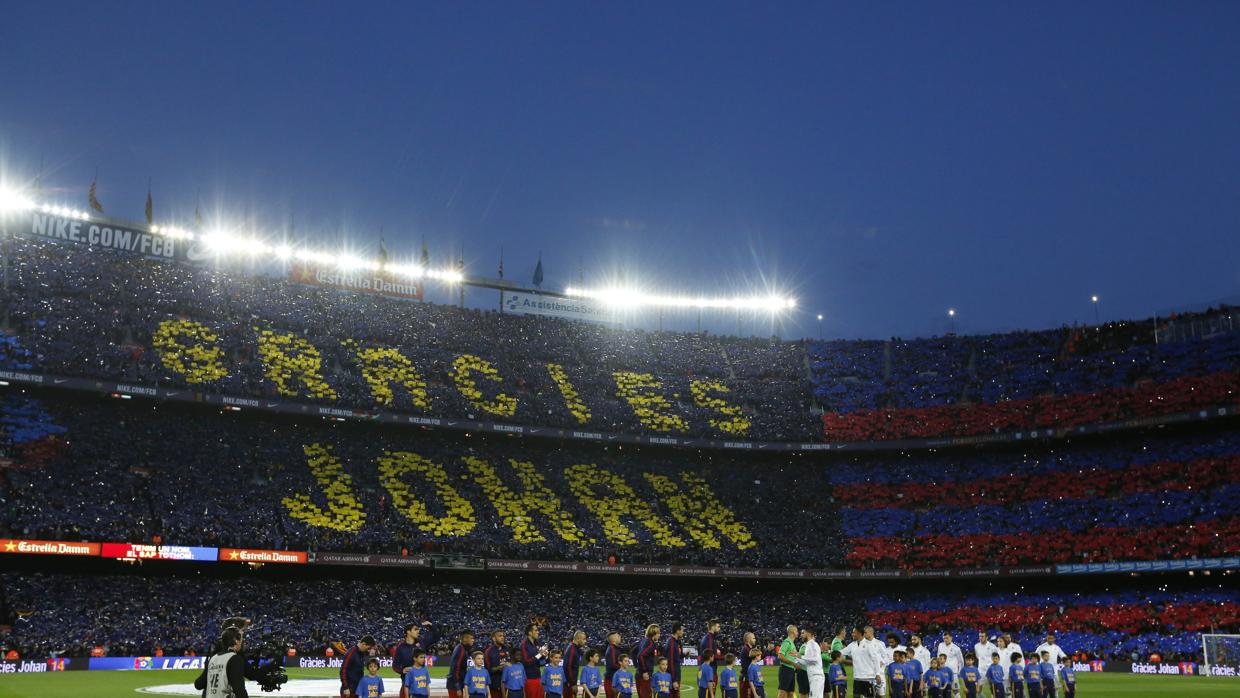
(0, 187), (796, 318)
(1202, 634), (1240, 677)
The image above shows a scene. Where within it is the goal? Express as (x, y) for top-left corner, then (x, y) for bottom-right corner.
(1202, 634), (1240, 678)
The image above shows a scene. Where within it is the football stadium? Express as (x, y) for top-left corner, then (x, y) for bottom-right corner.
(2, 4), (1240, 698)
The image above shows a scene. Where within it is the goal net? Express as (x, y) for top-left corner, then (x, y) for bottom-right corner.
(1202, 634), (1240, 678)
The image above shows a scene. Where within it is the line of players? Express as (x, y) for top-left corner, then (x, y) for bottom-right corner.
(779, 627), (1077, 698)
(339, 622), (1077, 698)
(345, 620), (738, 698)
(864, 643), (1077, 698)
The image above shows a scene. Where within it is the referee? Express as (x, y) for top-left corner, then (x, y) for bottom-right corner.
(777, 625), (800, 698)
(830, 629), (846, 656)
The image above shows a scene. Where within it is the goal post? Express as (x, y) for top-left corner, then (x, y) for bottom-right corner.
(1202, 634), (1240, 678)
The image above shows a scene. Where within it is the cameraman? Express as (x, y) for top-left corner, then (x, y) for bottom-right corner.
(220, 616), (265, 684)
(195, 628), (249, 698)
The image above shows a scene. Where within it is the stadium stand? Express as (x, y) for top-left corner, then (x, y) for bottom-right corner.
(1, 572), (1233, 663)
(0, 238), (816, 442)
(864, 589), (1240, 662)
(0, 393), (835, 568)
(1, 392), (1238, 570)
(3, 236), (1240, 672)
(1, 237), (1238, 445)
(834, 428), (1240, 568)
(811, 327), (1240, 441)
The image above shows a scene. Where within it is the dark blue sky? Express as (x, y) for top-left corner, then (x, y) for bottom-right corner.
(2, 2), (1237, 339)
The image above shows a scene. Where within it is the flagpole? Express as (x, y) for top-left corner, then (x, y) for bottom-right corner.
(88, 167), (104, 215)
(419, 236), (429, 305)
(145, 178), (154, 226)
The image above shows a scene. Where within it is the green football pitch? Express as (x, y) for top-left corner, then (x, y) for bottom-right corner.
(1, 664), (1238, 698)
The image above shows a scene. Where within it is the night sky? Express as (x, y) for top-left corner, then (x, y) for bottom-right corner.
(2, 2), (1237, 339)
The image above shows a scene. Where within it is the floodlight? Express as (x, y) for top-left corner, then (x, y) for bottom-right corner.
(0, 188), (33, 212)
(564, 287), (796, 312)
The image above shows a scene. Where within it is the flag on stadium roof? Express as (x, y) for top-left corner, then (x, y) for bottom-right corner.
(88, 173), (104, 214)
(533, 254), (544, 287)
(144, 184), (153, 225)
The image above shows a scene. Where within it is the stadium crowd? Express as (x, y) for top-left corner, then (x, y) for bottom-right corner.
(0, 237), (815, 441)
(2, 237), (1238, 445)
(2, 392), (1239, 571)
(810, 326), (1240, 441)
(0, 573), (858, 659)
(834, 428), (1240, 568)
(2, 242), (1239, 694)
(1, 573), (1233, 666)
(0, 393), (839, 569)
(865, 589), (1240, 664)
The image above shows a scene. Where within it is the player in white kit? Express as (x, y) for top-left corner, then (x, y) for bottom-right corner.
(794, 628), (825, 698)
